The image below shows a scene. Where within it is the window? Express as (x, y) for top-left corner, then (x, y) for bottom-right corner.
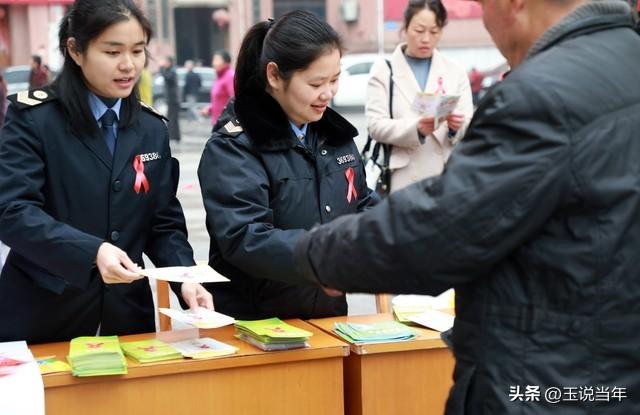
(146, 0), (159, 38)
(273, 0), (325, 20)
(252, 0), (261, 24)
(161, 0), (170, 42)
(346, 62), (373, 76)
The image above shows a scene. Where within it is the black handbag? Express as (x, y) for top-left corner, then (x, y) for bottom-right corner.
(362, 60), (393, 197)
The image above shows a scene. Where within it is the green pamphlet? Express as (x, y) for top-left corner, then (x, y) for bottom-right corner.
(120, 339), (182, 364)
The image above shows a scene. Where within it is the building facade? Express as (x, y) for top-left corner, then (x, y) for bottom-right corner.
(224, 0), (493, 61)
(146, 0), (494, 69)
(0, 0), (495, 71)
(0, 1), (72, 68)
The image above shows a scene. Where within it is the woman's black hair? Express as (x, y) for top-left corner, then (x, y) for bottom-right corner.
(214, 49), (232, 64)
(52, 0), (152, 137)
(404, 0), (448, 29)
(234, 10), (343, 96)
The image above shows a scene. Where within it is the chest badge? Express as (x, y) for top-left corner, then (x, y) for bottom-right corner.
(138, 152), (161, 162)
(336, 153), (356, 165)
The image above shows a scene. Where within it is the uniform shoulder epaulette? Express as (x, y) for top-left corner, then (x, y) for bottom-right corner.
(7, 87), (56, 110)
(221, 118), (243, 137)
(139, 100), (168, 121)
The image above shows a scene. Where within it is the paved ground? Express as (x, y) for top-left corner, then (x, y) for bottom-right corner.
(160, 107), (377, 317)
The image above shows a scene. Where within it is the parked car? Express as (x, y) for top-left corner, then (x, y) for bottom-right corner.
(4, 65), (59, 96)
(153, 66), (215, 116)
(4, 65), (32, 96)
(331, 53), (380, 108)
(331, 47), (507, 110)
(477, 61), (510, 101)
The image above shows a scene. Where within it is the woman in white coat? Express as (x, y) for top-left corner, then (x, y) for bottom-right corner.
(366, 0), (473, 191)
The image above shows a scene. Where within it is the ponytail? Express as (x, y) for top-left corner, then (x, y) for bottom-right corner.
(234, 20), (270, 96)
(235, 11), (342, 99)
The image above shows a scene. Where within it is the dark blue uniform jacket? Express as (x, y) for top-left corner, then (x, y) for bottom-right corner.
(0, 87), (194, 344)
(198, 91), (377, 320)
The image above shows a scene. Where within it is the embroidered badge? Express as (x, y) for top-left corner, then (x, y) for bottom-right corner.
(138, 152), (161, 163)
(336, 154), (356, 165)
(32, 90), (48, 100)
(9, 88), (55, 110)
(16, 91), (43, 106)
(223, 119), (243, 134)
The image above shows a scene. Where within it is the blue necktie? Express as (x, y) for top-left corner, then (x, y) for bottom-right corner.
(101, 109), (117, 155)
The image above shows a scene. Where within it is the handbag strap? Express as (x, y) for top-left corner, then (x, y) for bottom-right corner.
(364, 59), (394, 160)
(376, 59), (393, 165)
(362, 134), (374, 156)
(385, 59), (393, 119)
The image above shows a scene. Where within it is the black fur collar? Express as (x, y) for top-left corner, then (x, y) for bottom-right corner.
(234, 89), (357, 150)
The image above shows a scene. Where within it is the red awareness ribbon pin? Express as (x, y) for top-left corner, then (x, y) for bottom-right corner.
(133, 155), (150, 194)
(345, 167), (358, 203)
(435, 76), (446, 95)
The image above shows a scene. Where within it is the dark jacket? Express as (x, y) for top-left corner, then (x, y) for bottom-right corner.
(29, 67), (48, 89)
(295, 3), (640, 414)
(0, 87), (194, 344)
(183, 69), (201, 101)
(160, 65), (181, 141)
(0, 80), (6, 128)
(198, 91), (377, 320)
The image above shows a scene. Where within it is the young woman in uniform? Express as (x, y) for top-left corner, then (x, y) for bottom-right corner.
(0, 0), (212, 344)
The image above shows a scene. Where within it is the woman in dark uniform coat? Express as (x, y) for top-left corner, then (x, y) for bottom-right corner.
(198, 11), (378, 320)
(0, 0), (212, 344)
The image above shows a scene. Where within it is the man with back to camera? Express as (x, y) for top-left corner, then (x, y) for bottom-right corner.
(293, 0), (640, 413)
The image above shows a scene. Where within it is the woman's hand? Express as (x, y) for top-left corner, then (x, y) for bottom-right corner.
(417, 116), (436, 137)
(96, 242), (143, 284)
(322, 286), (344, 297)
(181, 282), (215, 310)
(446, 113), (465, 132)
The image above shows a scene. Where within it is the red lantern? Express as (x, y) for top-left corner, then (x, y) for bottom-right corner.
(212, 8), (230, 29)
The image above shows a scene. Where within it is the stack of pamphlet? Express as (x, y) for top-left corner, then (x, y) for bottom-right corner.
(333, 321), (416, 345)
(120, 339), (182, 364)
(234, 318), (313, 351)
(67, 336), (127, 376)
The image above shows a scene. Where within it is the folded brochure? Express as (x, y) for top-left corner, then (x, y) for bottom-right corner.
(169, 337), (238, 359)
(407, 308), (455, 332)
(159, 307), (235, 329)
(36, 356), (71, 375)
(139, 264), (229, 283)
